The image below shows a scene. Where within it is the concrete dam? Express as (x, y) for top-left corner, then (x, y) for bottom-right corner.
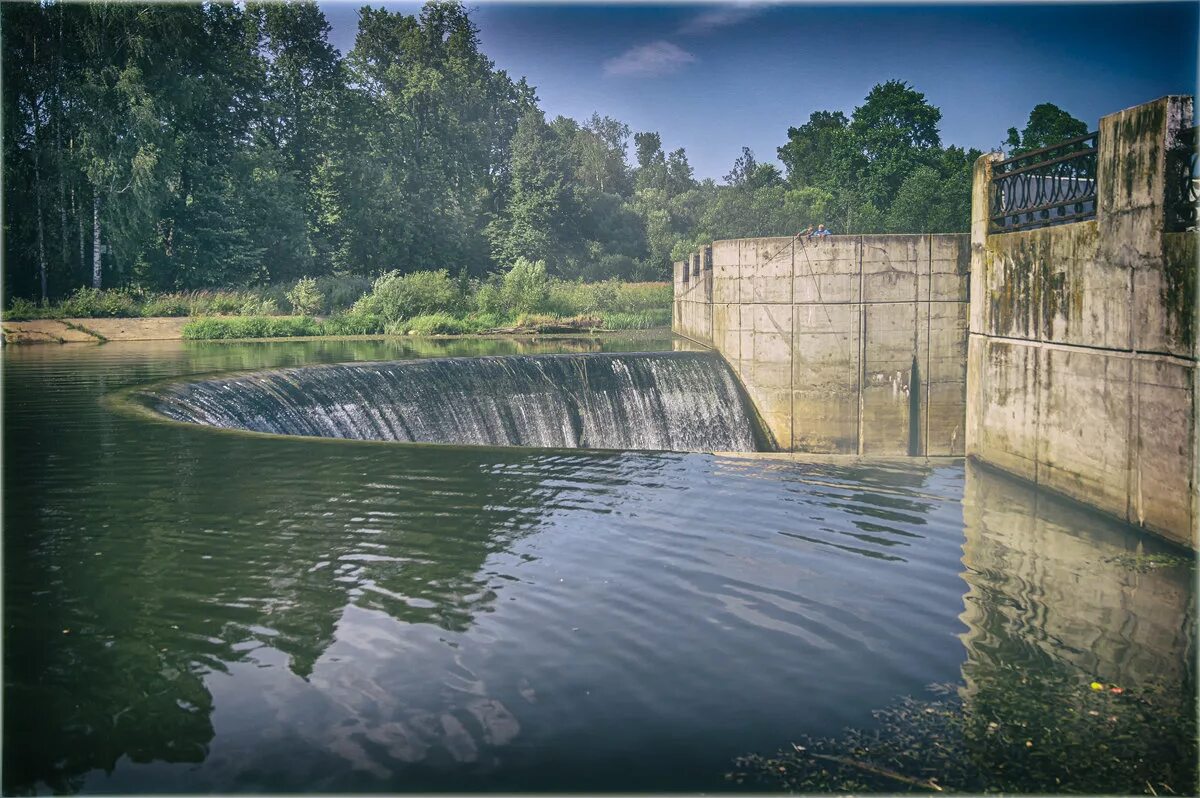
(674, 95), (1198, 550)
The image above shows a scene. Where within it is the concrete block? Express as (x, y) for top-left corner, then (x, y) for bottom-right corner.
(1138, 232), (1198, 357)
(928, 233), (970, 303)
(1133, 357), (1196, 546)
(712, 303), (738, 359)
(861, 303), (918, 455)
(986, 230), (1042, 340)
(713, 241), (741, 304)
(791, 303), (859, 452)
(926, 381), (967, 455)
(1039, 222), (1133, 351)
(792, 236), (859, 304)
(743, 383), (792, 451)
(1164, 233), (1196, 360)
(968, 336), (1040, 482)
(862, 235), (924, 303)
(741, 304), (792, 390)
(1035, 346), (1132, 521)
(744, 238), (794, 304)
(926, 302), (970, 386)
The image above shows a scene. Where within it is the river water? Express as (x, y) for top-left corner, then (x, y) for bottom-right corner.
(3, 335), (1195, 793)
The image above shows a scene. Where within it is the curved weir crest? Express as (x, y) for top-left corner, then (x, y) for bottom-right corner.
(136, 351), (762, 452)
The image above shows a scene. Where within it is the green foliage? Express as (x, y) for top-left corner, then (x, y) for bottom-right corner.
(500, 257), (549, 314)
(320, 310), (385, 336)
(352, 269), (465, 324)
(59, 287), (137, 318)
(773, 80), (982, 235)
(285, 277), (323, 316)
(181, 315), (320, 340)
(5, 296), (45, 320)
(176, 271), (671, 339)
(388, 312), (472, 336)
(317, 274), (372, 314)
(4, 0), (1017, 302)
(543, 278), (670, 317)
(1006, 103), (1089, 154)
(599, 308), (671, 329)
(138, 293), (193, 318)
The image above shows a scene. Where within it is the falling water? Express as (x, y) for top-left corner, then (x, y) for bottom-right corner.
(136, 351), (762, 452)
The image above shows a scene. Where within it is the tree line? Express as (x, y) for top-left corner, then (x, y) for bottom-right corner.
(2, 0), (1086, 303)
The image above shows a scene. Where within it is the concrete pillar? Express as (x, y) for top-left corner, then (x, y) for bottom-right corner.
(968, 152), (1004, 337)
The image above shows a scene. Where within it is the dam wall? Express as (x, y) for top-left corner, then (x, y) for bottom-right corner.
(673, 233), (970, 454)
(966, 95), (1197, 548)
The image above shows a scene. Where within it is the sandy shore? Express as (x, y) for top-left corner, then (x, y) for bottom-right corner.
(2, 317), (191, 344)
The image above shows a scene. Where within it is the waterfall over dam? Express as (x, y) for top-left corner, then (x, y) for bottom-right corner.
(136, 351), (762, 452)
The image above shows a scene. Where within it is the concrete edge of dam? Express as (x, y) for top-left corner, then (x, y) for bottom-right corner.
(673, 94), (1198, 550)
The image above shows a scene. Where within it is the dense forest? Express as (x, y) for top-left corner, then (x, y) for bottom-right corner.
(2, 0), (1086, 303)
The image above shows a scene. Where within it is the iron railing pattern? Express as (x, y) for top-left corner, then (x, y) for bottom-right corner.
(990, 132), (1098, 233)
(1166, 125), (1197, 233)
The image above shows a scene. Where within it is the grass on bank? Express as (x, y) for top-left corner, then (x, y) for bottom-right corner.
(9, 259), (673, 339)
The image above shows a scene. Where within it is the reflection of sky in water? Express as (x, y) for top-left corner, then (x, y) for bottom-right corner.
(3, 339), (1193, 794)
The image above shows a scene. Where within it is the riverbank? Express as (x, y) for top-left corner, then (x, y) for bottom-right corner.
(2, 316), (677, 346)
(2, 317), (191, 344)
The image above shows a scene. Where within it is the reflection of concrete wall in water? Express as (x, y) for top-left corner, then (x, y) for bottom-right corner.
(673, 234), (970, 455)
(967, 95), (1197, 548)
(958, 461), (1194, 690)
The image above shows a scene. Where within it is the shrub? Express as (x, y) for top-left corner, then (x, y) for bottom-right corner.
(543, 280), (591, 316)
(473, 276), (505, 316)
(317, 274), (372, 314)
(286, 276), (323, 316)
(194, 291), (246, 316)
(614, 281), (671, 312)
(390, 312), (470, 336)
(182, 315), (319, 340)
(5, 296), (43, 320)
(514, 312), (558, 329)
(542, 278), (670, 316)
(59, 287), (137, 318)
(353, 269), (464, 323)
(599, 308), (671, 329)
(500, 257), (549, 315)
(321, 310), (385, 336)
(465, 311), (506, 332)
(139, 292), (192, 317)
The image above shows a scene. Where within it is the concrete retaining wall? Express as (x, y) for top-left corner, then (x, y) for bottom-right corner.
(966, 95), (1197, 549)
(674, 233), (970, 454)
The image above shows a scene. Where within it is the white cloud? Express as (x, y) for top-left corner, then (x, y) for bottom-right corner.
(677, 3), (767, 36)
(603, 40), (697, 77)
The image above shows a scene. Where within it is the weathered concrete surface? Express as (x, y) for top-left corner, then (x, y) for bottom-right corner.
(675, 232), (970, 454)
(966, 95), (1198, 549)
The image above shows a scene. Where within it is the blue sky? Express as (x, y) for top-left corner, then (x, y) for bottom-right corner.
(319, 1), (1199, 181)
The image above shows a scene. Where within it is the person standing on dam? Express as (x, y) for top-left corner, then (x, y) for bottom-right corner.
(809, 224), (831, 239)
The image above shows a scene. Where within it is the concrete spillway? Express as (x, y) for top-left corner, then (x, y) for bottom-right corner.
(136, 351), (762, 452)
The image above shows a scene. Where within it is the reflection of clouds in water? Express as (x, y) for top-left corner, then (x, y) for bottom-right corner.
(293, 605), (522, 776)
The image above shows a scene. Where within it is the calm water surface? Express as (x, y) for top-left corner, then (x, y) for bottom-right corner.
(4, 336), (1195, 793)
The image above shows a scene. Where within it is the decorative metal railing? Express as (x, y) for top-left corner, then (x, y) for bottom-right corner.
(1166, 125), (1197, 233)
(990, 131), (1098, 233)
